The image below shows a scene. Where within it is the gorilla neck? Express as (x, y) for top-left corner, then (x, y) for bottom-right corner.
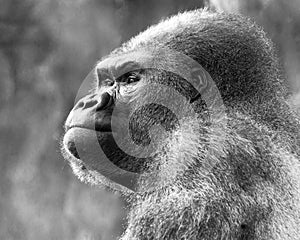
(121, 115), (300, 240)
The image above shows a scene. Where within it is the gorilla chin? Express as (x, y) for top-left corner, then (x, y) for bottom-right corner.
(63, 127), (134, 193)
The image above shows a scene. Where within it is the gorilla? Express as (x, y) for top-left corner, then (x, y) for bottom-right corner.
(62, 9), (300, 240)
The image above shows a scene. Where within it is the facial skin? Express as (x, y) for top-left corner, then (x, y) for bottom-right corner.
(62, 58), (150, 191)
(62, 9), (300, 240)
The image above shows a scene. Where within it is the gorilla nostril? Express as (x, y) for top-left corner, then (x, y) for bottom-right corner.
(74, 99), (98, 110)
(83, 99), (98, 109)
(96, 92), (113, 111)
(74, 101), (84, 110)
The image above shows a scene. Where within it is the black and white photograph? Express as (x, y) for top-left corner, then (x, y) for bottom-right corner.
(1, 0), (300, 239)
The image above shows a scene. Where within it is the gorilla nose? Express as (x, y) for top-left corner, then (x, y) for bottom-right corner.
(65, 92), (114, 131)
(73, 94), (98, 110)
(73, 92), (113, 111)
(96, 92), (113, 111)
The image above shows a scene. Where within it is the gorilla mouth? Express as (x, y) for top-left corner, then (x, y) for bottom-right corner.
(63, 127), (141, 191)
(66, 140), (81, 160)
(63, 126), (150, 174)
(64, 125), (112, 161)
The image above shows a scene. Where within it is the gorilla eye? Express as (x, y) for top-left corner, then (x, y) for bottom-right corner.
(126, 74), (140, 84)
(125, 73), (140, 84)
(117, 72), (141, 84)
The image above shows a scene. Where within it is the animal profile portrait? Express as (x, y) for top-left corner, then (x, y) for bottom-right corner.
(62, 9), (300, 240)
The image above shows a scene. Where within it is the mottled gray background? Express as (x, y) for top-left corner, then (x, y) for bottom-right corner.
(0, 0), (299, 239)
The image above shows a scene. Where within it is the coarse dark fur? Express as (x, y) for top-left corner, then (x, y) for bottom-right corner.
(63, 9), (300, 240)
(114, 9), (300, 240)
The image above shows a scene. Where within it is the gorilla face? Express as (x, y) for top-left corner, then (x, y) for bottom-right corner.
(62, 9), (300, 240)
(62, 56), (151, 191)
(62, 48), (222, 194)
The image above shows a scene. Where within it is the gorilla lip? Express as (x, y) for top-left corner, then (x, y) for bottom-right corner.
(64, 125), (113, 160)
(65, 124), (112, 133)
(66, 140), (80, 159)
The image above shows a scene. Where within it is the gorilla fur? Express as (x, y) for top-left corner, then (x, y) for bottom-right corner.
(62, 8), (300, 240)
(109, 9), (300, 240)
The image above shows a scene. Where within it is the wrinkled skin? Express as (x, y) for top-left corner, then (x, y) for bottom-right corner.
(62, 9), (300, 240)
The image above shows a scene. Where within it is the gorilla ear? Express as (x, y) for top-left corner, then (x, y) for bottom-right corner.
(187, 66), (210, 103)
(191, 66), (209, 92)
(190, 92), (201, 103)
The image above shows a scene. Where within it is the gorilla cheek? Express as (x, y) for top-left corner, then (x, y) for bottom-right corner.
(128, 103), (179, 146)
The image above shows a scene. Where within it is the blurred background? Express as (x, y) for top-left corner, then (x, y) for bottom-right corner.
(0, 0), (299, 239)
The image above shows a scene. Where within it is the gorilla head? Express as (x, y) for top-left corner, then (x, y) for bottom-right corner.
(62, 9), (300, 239)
